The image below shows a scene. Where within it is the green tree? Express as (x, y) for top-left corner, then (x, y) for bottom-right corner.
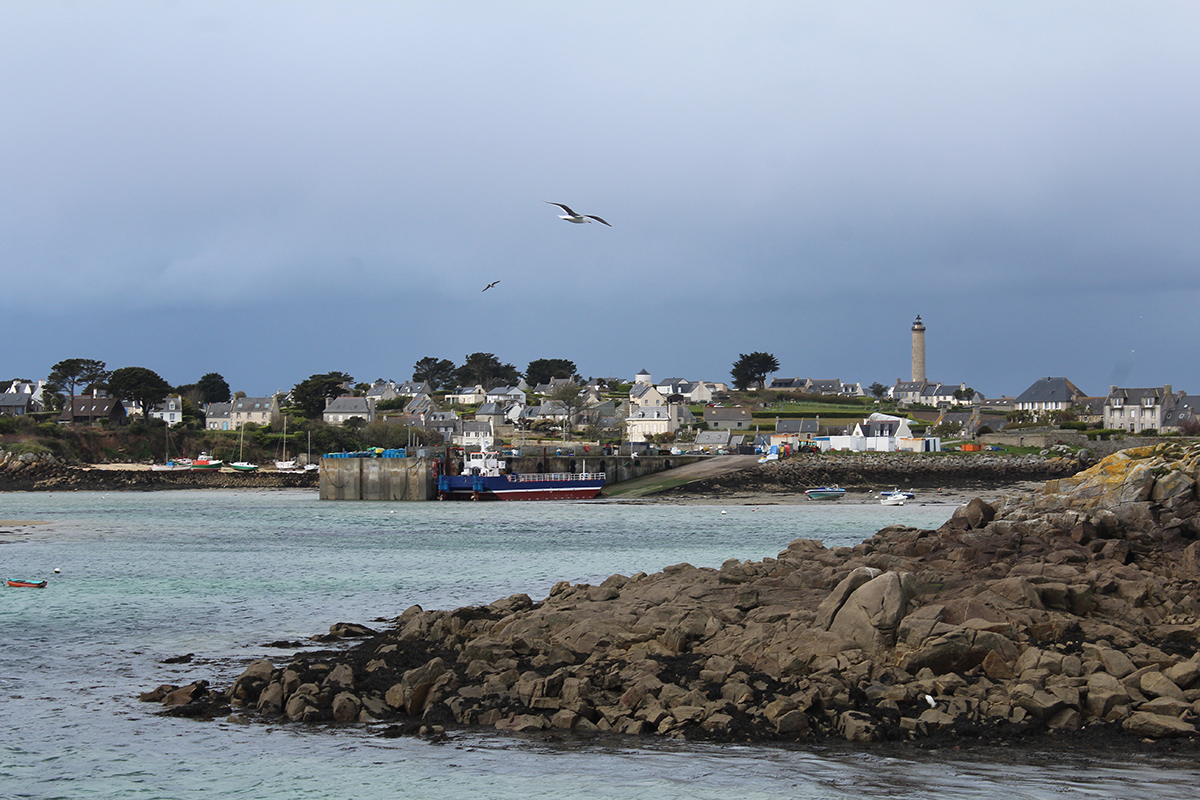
(952, 386), (977, 403)
(549, 381), (589, 441)
(454, 353), (520, 390)
(197, 372), (232, 404)
(730, 352), (779, 390)
(108, 366), (172, 423)
(291, 372), (354, 418)
(525, 358), (577, 387)
(49, 358), (109, 424)
(412, 357), (457, 390)
(869, 382), (888, 399)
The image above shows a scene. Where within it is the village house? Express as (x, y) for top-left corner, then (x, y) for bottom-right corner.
(205, 402), (233, 431)
(365, 381), (400, 404)
(624, 404), (687, 443)
(230, 395), (281, 428)
(58, 396), (127, 426)
(693, 430), (730, 452)
(148, 395), (184, 426)
(1163, 395), (1200, 432)
(395, 381), (433, 398)
(426, 410), (461, 441)
(487, 385), (526, 406)
(775, 418), (819, 439)
(1014, 377), (1086, 417)
(629, 382), (668, 409)
(322, 396), (375, 426)
(1103, 385), (1180, 433)
(2, 380), (48, 414)
(819, 413), (937, 453)
(445, 385), (486, 405)
(457, 419), (493, 449)
(703, 406), (753, 431)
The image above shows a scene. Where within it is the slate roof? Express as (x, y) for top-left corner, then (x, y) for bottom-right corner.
(775, 419), (818, 434)
(703, 406), (752, 422)
(1015, 377), (1085, 405)
(324, 397), (372, 415)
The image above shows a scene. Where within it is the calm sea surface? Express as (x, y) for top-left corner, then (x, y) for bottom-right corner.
(1, 489), (1196, 799)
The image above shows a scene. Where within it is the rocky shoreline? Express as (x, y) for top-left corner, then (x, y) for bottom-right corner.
(144, 443), (1200, 749)
(0, 451), (317, 491)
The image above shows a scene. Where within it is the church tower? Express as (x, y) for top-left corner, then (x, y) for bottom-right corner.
(911, 315), (926, 383)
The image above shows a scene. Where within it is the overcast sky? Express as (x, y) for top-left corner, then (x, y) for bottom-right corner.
(3, 1), (1198, 399)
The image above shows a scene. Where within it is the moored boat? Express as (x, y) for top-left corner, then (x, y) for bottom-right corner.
(881, 488), (916, 500)
(880, 493), (906, 506)
(229, 462), (259, 472)
(7, 578), (47, 588)
(804, 486), (846, 501)
(437, 451), (605, 501)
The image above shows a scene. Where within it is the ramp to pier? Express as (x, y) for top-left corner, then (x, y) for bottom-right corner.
(602, 455), (761, 498)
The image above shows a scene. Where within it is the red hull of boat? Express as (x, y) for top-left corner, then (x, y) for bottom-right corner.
(7, 579), (47, 588)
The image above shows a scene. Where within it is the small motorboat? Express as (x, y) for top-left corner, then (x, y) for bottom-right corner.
(804, 486), (846, 501)
(881, 488), (916, 500)
(7, 578), (47, 588)
(880, 494), (906, 506)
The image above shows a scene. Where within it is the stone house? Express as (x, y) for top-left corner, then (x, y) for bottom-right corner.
(205, 402), (233, 431)
(231, 396), (281, 428)
(1103, 386), (1180, 433)
(322, 396), (376, 426)
(703, 406), (753, 431)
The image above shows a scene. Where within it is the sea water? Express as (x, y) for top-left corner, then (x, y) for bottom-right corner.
(0, 490), (1196, 799)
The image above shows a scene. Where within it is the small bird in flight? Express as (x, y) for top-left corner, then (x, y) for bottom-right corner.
(483, 280), (500, 292)
(545, 202), (611, 227)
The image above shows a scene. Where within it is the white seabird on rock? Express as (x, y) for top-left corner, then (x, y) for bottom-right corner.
(544, 202), (611, 227)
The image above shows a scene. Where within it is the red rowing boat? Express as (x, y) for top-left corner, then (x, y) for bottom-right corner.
(6, 579), (47, 588)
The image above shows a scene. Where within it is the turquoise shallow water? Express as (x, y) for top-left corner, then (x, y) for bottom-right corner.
(1, 490), (1196, 799)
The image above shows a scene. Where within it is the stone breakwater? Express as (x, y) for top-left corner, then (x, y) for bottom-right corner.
(663, 451), (1088, 497)
(145, 443), (1200, 747)
(0, 451), (317, 491)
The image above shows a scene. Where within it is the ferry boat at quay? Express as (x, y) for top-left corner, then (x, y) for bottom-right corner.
(437, 451), (605, 501)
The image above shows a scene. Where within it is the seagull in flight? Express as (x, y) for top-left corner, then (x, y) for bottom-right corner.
(482, 280), (500, 292)
(545, 202), (611, 227)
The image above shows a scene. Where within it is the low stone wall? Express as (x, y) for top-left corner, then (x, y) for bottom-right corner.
(664, 451), (1085, 496)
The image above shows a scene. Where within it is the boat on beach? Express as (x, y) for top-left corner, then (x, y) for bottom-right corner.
(190, 453), (223, 470)
(880, 493), (906, 506)
(7, 578), (47, 588)
(804, 486), (846, 501)
(437, 451), (605, 501)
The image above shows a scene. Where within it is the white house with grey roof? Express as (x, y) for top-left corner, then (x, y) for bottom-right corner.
(1014, 377), (1086, 416)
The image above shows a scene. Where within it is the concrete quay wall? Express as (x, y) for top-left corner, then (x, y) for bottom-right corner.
(318, 454), (707, 501)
